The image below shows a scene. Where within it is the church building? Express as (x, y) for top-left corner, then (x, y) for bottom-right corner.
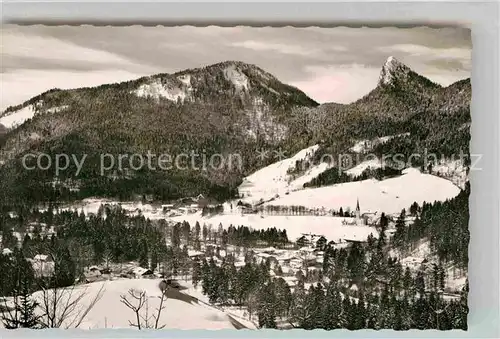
(355, 198), (367, 226)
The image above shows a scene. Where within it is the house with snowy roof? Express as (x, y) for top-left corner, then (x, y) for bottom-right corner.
(132, 267), (154, 278)
(83, 266), (103, 283)
(187, 250), (205, 260)
(30, 254), (55, 278)
(238, 179), (254, 197)
(34, 254), (49, 261)
(2, 248), (13, 256)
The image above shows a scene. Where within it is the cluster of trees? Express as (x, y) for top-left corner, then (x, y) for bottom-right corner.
(196, 255), (291, 327)
(371, 109), (471, 163)
(201, 204), (224, 216)
(0, 204), (292, 284)
(287, 280), (468, 330)
(1, 246), (105, 329)
(250, 204), (329, 217)
(191, 189), (469, 330)
(244, 203), (362, 218)
(392, 185), (469, 270)
(169, 219), (290, 251)
(303, 165), (402, 188)
(195, 240), (468, 330)
(222, 225), (289, 248)
(0, 151), (239, 206)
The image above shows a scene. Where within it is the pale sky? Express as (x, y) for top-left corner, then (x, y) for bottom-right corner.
(1, 25), (471, 111)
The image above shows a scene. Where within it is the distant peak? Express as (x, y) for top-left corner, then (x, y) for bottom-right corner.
(175, 60), (276, 80)
(385, 56), (402, 68)
(379, 56), (410, 86)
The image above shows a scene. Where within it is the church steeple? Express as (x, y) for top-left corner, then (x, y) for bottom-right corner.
(355, 198), (362, 225)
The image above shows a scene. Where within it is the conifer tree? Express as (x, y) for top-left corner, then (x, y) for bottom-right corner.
(257, 282), (277, 329)
(355, 292), (367, 329)
(139, 240), (149, 268)
(192, 258), (202, 288)
(2, 250), (39, 329)
(16, 277), (40, 328)
(415, 270), (426, 296)
(323, 284), (342, 329)
(394, 209), (407, 248)
(54, 246), (76, 288)
(194, 221), (201, 242)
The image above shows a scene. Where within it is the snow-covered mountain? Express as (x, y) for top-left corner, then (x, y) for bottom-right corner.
(0, 105), (37, 130)
(379, 56), (411, 86)
(0, 57), (470, 205)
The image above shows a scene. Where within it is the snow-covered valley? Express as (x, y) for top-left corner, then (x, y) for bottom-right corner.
(0, 143), (470, 331)
(0, 25), (474, 332)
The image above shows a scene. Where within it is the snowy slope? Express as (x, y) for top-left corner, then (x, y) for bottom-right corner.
(349, 133), (410, 153)
(223, 65), (249, 91)
(0, 106), (36, 129)
(0, 279), (251, 330)
(432, 158), (468, 189)
(265, 168), (460, 216)
(0, 104), (69, 130)
(237, 144), (460, 218)
(238, 145), (321, 201)
(390, 240), (467, 293)
(345, 159), (383, 176)
(133, 79), (188, 102)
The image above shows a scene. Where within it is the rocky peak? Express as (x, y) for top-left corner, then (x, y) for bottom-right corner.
(378, 56), (411, 86)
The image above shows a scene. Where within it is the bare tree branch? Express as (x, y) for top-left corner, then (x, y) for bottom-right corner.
(120, 286), (168, 330)
(153, 288), (168, 329)
(36, 281), (105, 329)
(67, 283), (105, 329)
(1, 294), (20, 329)
(120, 289), (147, 330)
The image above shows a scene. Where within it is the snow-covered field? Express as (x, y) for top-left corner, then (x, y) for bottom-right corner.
(238, 143), (462, 214)
(264, 168), (460, 216)
(172, 213), (377, 242)
(0, 279), (255, 330)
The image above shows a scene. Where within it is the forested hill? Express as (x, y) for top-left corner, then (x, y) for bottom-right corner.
(0, 57), (470, 205)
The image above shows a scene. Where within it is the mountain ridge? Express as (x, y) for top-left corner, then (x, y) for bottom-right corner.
(0, 58), (471, 205)
(1, 58), (469, 120)
(1, 60), (318, 118)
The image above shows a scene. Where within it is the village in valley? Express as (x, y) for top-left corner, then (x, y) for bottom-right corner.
(2, 193), (380, 282)
(1, 161), (467, 329)
(0, 25), (471, 331)
(0, 130), (469, 330)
